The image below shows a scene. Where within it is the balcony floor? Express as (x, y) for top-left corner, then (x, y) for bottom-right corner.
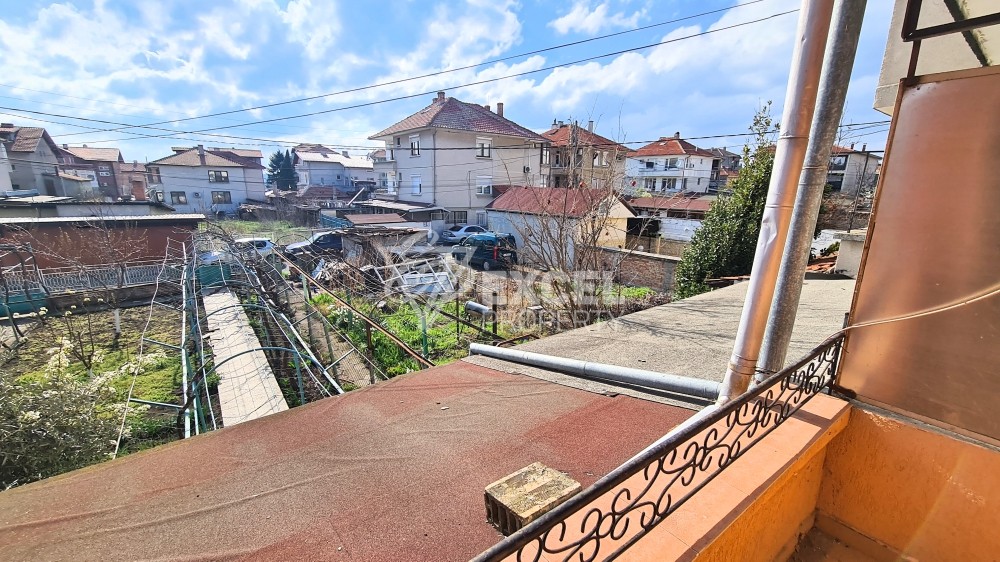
(790, 527), (878, 562)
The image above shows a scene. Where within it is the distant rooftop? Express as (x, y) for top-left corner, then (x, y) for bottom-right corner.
(370, 91), (547, 141)
(633, 135), (715, 159)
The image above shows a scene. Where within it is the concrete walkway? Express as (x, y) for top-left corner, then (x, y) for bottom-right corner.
(202, 289), (288, 426)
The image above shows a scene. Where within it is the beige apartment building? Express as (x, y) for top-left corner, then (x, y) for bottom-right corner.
(368, 91), (547, 226)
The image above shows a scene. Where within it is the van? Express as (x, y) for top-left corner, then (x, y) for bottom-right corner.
(451, 233), (518, 270)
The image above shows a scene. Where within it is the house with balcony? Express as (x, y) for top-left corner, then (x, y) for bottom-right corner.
(368, 91), (547, 227)
(539, 120), (630, 189)
(827, 143), (881, 195)
(292, 144), (377, 198)
(145, 145), (265, 215)
(707, 147), (742, 192)
(55, 145), (126, 199)
(626, 133), (716, 195)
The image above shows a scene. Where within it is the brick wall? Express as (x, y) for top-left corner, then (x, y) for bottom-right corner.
(595, 246), (680, 292)
(625, 234), (689, 257)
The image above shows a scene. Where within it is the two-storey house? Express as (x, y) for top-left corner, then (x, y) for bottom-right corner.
(828, 144), (882, 195)
(56, 145), (126, 198)
(368, 91), (547, 226)
(145, 145), (265, 215)
(626, 134), (716, 195)
(539, 120), (630, 189)
(708, 147), (742, 192)
(292, 144), (376, 197)
(0, 124), (63, 195)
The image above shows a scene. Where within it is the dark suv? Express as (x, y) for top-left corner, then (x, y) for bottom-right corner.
(451, 233), (518, 270)
(284, 231), (343, 257)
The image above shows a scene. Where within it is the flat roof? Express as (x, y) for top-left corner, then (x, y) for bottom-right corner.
(344, 212), (406, 225)
(0, 362), (690, 560)
(0, 214), (206, 225)
(359, 199), (445, 212)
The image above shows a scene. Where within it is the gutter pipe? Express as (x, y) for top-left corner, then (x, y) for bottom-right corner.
(468, 343), (720, 401)
(757, 0), (868, 382)
(717, 0), (835, 404)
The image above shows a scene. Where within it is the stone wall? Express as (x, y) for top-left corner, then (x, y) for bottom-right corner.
(595, 246), (680, 293)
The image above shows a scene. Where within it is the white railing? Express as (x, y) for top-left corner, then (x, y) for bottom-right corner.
(0, 260), (181, 297)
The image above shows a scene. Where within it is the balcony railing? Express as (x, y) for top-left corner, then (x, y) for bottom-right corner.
(473, 334), (844, 562)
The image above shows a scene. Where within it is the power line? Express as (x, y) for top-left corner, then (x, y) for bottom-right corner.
(43, 0), (773, 138)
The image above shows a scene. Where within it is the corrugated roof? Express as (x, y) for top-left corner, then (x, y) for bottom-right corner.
(541, 125), (629, 152)
(630, 195), (714, 212)
(633, 137), (715, 158)
(0, 214), (206, 225)
(487, 186), (619, 218)
(148, 147), (263, 169)
(0, 361), (689, 561)
(60, 146), (122, 162)
(370, 95), (547, 141)
(344, 213), (406, 225)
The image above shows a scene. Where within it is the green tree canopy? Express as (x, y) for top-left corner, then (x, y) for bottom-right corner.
(673, 103), (777, 299)
(265, 150), (284, 187)
(276, 149), (298, 191)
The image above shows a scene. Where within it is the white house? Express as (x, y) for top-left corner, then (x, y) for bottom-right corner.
(368, 91), (548, 227)
(0, 124), (62, 194)
(625, 134), (716, 195)
(293, 144), (377, 197)
(146, 146), (265, 215)
(828, 144), (882, 196)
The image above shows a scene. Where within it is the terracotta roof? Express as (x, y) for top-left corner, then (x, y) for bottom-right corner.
(633, 137), (715, 158)
(370, 95), (547, 141)
(208, 147), (262, 159)
(0, 361), (689, 561)
(59, 146), (122, 162)
(120, 162), (145, 173)
(344, 213), (406, 225)
(541, 125), (629, 152)
(630, 195), (714, 212)
(0, 126), (57, 153)
(830, 145), (882, 157)
(487, 186), (624, 218)
(148, 147), (264, 168)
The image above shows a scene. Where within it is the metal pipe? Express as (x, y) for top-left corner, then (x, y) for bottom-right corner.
(757, 0), (867, 383)
(469, 343), (719, 400)
(717, 0), (835, 404)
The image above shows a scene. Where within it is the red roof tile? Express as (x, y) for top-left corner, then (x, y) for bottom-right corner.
(633, 137), (715, 159)
(541, 125), (630, 153)
(149, 147), (264, 168)
(59, 146), (122, 162)
(370, 95), (547, 141)
(487, 186), (621, 218)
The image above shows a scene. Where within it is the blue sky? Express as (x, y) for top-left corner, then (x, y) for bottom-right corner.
(0, 0), (894, 163)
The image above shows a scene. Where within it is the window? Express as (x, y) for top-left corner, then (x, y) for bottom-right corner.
(540, 175), (549, 187)
(666, 158), (678, 169)
(409, 134), (420, 156)
(682, 178), (688, 190)
(697, 178), (702, 186)
(430, 210), (447, 221)
(602, 152), (609, 167)
(664, 178), (678, 190)
(476, 137), (492, 158)
(170, 191), (188, 205)
(645, 161), (654, 169)
(411, 174), (422, 195)
(644, 178), (656, 190)
(451, 211), (468, 224)
(208, 170), (229, 183)
(147, 166), (162, 184)
(98, 164), (110, 171)
(211, 191), (232, 204)
(476, 176), (492, 196)
(541, 147), (551, 165)
(98, 171), (111, 176)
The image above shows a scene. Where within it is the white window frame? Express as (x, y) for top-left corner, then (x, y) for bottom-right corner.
(211, 190), (232, 204)
(170, 191), (188, 205)
(541, 147), (551, 165)
(476, 176), (493, 196)
(409, 134), (420, 156)
(476, 137), (492, 158)
(411, 174), (422, 195)
(208, 170), (230, 183)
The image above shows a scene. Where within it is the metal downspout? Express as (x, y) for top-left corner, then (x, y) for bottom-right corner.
(716, 0), (835, 404)
(757, 0), (868, 382)
(469, 343), (720, 400)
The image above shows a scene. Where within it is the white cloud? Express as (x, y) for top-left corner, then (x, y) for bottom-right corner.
(280, 0), (341, 60)
(549, 2), (644, 35)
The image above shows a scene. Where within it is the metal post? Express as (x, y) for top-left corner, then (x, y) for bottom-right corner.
(365, 323), (375, 385)
(717, 0), (835, 404)
(293, 353), (305, 406)
(756, 0), (867, 383)
(456, 296), (461, 341)
(491, 291), (498, 336)
(420, 311), (429, 359)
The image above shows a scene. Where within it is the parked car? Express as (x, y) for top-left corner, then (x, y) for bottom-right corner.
(451, 233), (518, 270)
(438, 224), (487, 245)
(233, 237), (275, 257)
(284, 231), (343, 257)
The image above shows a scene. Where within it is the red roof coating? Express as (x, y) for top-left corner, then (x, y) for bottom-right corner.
(0, 362), (690, 561)
(487, 186), (616, 218)
(59, 146), (123, 162)
(370, 95), (547, 141)
(630, 195), (714, 213)
(149, 147), (264, 168)
(0, 126), (58, 153)
(541, 125), (630, 153)
(633, 137), (715, 159)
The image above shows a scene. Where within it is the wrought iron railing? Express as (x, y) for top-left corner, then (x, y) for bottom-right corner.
(473, 334), (844, 562)
(0, 260), (181, 297)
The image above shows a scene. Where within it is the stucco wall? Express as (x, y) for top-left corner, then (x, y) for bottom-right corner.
(816, 407), (1000, 561)
(153, 164), (264, 214)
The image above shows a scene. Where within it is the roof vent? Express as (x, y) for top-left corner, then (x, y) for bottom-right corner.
(674, 132), (681, 139)
(484, 462), (581, 536)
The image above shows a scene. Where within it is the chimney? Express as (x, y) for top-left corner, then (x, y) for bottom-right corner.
(484, 104), (491, 112)
(497, 102), (504, 117)
(552, 118), (558, 128)
(587, 120), (594, 133)
(197, 144), (206, 166)
(342, 150), (349, 158)
(557, 120), (565, 127)
(82, 144), (88, 148)
(436, 91), (446, 102)
(674, 132), (681, 139)
(850, 142), (856, 150)
(63, 144), (68, 149)
(0, 123), (12, 128)
(861, 143), (867, 152)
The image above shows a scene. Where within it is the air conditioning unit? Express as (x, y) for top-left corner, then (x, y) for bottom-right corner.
(193, 192), (201, 198)
(523, 166), (530, 173)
